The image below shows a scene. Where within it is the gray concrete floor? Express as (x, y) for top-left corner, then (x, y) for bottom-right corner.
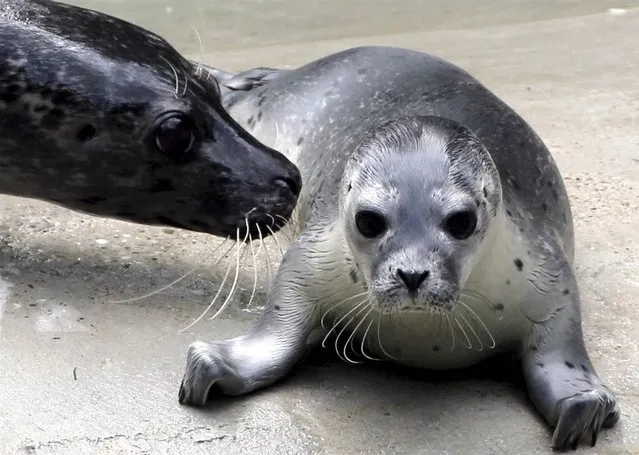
(2, 1), (639, 454)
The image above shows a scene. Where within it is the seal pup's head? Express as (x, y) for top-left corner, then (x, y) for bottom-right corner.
(340, 116), (502, 314)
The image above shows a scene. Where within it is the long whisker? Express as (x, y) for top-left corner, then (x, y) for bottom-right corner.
(108, 270), (196, 304)
(454, 316), (473, 349)
(334, 307), (365, 363)
(457, 310), (482, 351)
(109, 238), (230, 304)
(191, 26), (204, 77)
(194, 6), (208, 78)
(267, 213), (294, 242)
(179, 231), (241, 332)
(209, 220), (251, 320)
(321, 298), (369, 349)
(376, 314), (397, 360)
(256, 224), (274, 289)
(459, 301), (496, 349)
(160, 55), (179, 97)
(320, 291), (369, 329)
(252, 225), (267, 297)
(360, 317), (382, 361)
(266, 213), (276, 228)
(266, 225), (285, 257)
(181, 66), (189, 97)
(445, 314), (456, 352)
(246, 230), (259, 309)
(342, 306), (374, 364)
(460, 289), (494, 311)
(273, 213), (297, 238)
(274, 214), (290, 224)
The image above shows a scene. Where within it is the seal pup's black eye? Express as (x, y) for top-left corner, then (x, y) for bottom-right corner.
(154, 112), (197, 161)
(355, 210), (387, 239)
(443, 210), (477, 240)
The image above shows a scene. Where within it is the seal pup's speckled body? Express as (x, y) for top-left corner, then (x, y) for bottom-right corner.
(179, 46), (619, 451)
(0, 0), (301, 238)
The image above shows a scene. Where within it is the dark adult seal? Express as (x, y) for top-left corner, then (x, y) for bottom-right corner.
(179, 46), (619, 451)
(0, 0), (301, 238)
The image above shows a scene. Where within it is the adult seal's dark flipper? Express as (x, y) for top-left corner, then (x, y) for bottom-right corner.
(0, 0), (301, 239)
(181, 46), (619, 451)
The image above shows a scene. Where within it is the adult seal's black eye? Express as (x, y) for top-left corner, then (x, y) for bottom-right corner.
(355, 210), (387, 239)
(154, 113), (197, 161)
(443, 210), (478, 240)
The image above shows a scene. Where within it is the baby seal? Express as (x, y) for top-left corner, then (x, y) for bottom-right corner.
(0, 0), (301, 238)
(179, 46), (619, 450)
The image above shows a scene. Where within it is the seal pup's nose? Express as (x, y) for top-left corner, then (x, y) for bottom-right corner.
(397, 269), (429, 294)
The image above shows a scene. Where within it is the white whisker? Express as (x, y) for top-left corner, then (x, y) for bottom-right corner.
(108, 269), (196, 304)
(459, 301), (496, 349)
(209, 221), (251, 320)
(454, 316), (473, 349)
(333, 317), (355, 363)
(259, 224), (274, 289)
(179, 231), (242, 332)
(342, 306), (374, 364)
(194, 6), (208, 78)
(246, 230), (259, 309)
(360, 317), (382, 361)
(321, 298), (369, 349)
(457, 310), (482, 351)
(320, 291), (369, 329)
(191, 26), (204, 77)
(445, 314), (456, 352)
(160, 55), (179, 97)
(266, 214), (292, 241)
(110, 238), (230, 304)
(376, 314), (397, 360)
(266, 225), (285, 257)
(181, 66), (189, 97)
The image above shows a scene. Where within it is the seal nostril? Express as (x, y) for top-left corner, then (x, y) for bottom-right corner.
(76, 124), (96, 142)
(397, 269), (429, 293)
(274, 177), (299, 196)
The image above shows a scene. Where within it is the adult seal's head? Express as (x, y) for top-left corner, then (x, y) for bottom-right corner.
(340, 116), (502, 314)
(178, 46), (619, 451)
(0, 0), (301, 238)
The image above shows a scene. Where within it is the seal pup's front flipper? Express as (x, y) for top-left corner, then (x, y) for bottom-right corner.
(520, 248), (620, 451)
(178, 231), (319, 405)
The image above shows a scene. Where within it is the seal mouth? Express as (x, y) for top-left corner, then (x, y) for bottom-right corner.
(222, 209), (294, 242)
(152, 214), (289, 241)
(371, 287), (459, 315)
(379, 301), (455, 316)
(245, 216), (290, 241)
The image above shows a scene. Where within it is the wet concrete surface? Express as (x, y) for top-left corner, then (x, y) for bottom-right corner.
(2, 1), (639, 454)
